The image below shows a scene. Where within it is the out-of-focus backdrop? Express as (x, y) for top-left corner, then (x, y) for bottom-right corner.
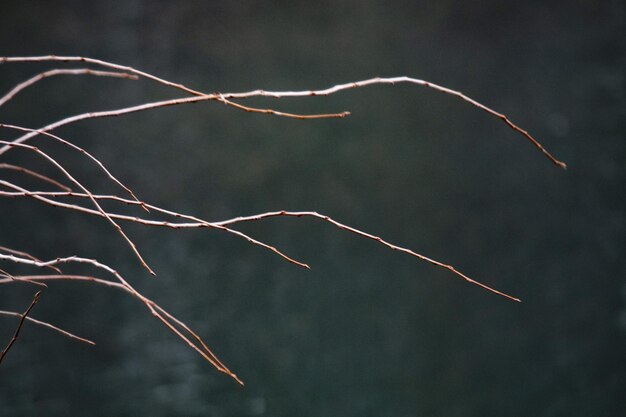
(0, 1), (623, 416)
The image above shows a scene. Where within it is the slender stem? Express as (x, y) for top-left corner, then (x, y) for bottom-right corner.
(0, 291), (41, 365)
(0, 140), (155, 276)
(0, 309), (95, 346)
(0, 68), (137, 107)
(0, 163), (72, 191)
(215, 210), (521, 302)
(0, 186), (310, 269)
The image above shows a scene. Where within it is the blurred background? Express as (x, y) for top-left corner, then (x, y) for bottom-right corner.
(0, 1), (623, 416)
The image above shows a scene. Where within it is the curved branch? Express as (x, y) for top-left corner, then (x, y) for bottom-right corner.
(0, 56), (565, 167)
(0, 68), (137, 107)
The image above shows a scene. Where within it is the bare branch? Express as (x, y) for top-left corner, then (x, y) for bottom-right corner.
(0, 56), (564, 167)
(0, 186), (310, 269)
(0, 55), (204, 96)
(216, 94), (350, 119)
(0, 140), (155, 276)
(0, 274), (124, 290)
(224, 77), (566, 169)
(215, 211), (521, 302)
(0, 124), (147, 211)
(0, 94), (219, 156)
(0, 68), (138, 107)
(0, 54), (563, 383)
(0, 291), (41, 365)
(0, 271), (242, 384)
(0, 187), (517, 299)
(0, 186), (518, 299)
(0, 245), (62, 274)
(0, 309), (95, 346)
(0, 163), (72, 191)
(0, 267), (48, 288)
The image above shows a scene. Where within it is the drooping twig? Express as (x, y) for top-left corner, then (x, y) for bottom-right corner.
(0, 56), (565, 168)
(0, 255), (243, 384)
(0, 291), (41, 365)
(225, 77), (567, 169)
(0, 188), (518, 300)
(215, 211), (521, 302)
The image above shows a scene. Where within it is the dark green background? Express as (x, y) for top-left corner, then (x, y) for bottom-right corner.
(0, 1), (624, 416)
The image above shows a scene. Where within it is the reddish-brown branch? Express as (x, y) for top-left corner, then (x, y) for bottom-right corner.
(0, 291), (41, 365)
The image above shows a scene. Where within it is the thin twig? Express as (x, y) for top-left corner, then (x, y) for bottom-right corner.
(0, 187), (518, 300)
(0, 140), (155, 276)
(0, 186), (310, 269)
(0, 245), (62, 274)
(0, 124), (148, 212)
(224, 77), (566, 168)
(0, 255), (242, 383)
(0, 68), (138, 107)
(215, 210), (521, 302)
(0, 163), (72, 191)
(0, 94), (227, 156)
(0, 55), (204, 96)
(0, 274), (124, 289)
(0, 291), (41, 365)
(0, 271), (242, 384)
(0, 310), (95, 346)
(216, 94), (350, 119)
(0, 267), (47, 288)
